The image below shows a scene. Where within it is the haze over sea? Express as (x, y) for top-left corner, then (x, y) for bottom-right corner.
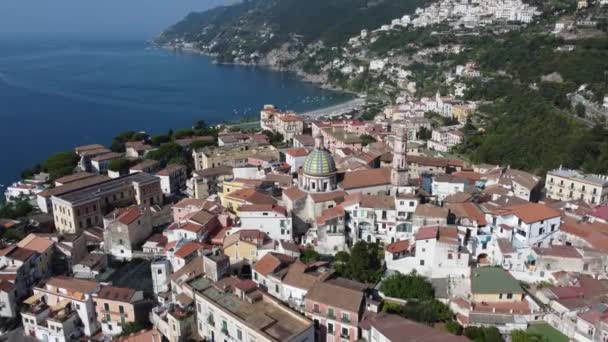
(0, 35), (351, 187)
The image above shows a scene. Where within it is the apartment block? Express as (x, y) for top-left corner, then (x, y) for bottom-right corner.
(51, 173), (162, 234)
(547, 167), (608, 205)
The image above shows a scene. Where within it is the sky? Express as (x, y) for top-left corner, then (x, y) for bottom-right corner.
(0, 0), (231, 38)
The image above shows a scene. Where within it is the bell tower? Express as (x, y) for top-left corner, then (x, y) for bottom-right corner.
(391, 123), (409, 189)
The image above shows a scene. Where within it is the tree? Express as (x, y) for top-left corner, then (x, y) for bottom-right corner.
(511, 330), (548, 342)
(464, 326), (502, 342)
(380, 272), (435, 300)
(360, 134), (377, 146)
(262, 130), (285, 147)
(445, 320), (463, 335)
(0, 199), (33, 220)
(417, 127), (432, 140)
(145, 142), (184, 166)
(575, 103), (586, 117)
(120, 321), (150, 336)
(151, 134), (171, 146)
(42, 151), (80, 180)
(190, 139), (215, 150)
(173, 128), (195, 140)
(108, 158), (133, 172)
(194, 120), (207, 130)
(333, 241), (383, 283)
(300, 246), (320, 263)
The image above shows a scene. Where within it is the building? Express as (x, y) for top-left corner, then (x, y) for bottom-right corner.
(547, 167), (608, 205)
(125, 141), (154, 158)
(50, 173), (162, 234)
(22, 276), (100, 338)
(223, 230), (275, 263)
(93, 286), (152, 336)
(386, 226), (470, 278)
(427, 126), (464, 152)
(75, 144), (112, 172)
(490, 203), (561, 249)
(361, 313), (469, 342)
(193, 143), (279, 171)
(260, 105), (305, 143)
(237, 204), (293, 242)
(304, 278), (367, 342)
(285, 148), (310, 174)
(103, 205), (153, 260)
(157, 164), (188, 196)
(37, 175), (110, 214)
(91, 152), (123, 174)
(432, 174), (467, 203)
(192, 276), (314, 342)
(129, 159), (160, 175)
(187, 166), (233, 199)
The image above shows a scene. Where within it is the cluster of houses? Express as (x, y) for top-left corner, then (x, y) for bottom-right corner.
(2, 102), (608, 342)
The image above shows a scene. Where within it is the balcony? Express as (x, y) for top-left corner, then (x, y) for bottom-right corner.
(340, 332), (350, 339)
(327, 312), (336, 320)
(207, 315), (215, 327)
(341, 316), (351, 323)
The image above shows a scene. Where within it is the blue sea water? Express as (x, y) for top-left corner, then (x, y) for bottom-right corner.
(0, 36), (351, 187)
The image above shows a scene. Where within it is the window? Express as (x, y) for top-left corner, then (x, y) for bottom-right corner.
(448, 253), (453, 259)
(104, 303), (109, 311)
(275, 284), (279, 293)
(341, 327), (349, 338)
(341, 312), (350, 322)
(420, 260), (425, 266)
(313, 304), (320, 313)
(506, 293), (513, 299)
(253, 272), (258, 280)
(237, 329), (243, 341)
(119, 305), (124, 314)
(328, 322), (335, 334)
(157, 269), (162, 275)
(551, 224), (556, 232)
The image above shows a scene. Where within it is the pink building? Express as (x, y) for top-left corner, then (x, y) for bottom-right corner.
(304, 278), (366, 342)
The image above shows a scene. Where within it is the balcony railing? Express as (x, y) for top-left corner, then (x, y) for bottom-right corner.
(327, 312), (336, 320)
(341, 316), (350, 323)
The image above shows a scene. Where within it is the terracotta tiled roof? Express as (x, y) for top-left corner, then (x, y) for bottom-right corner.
(414, 204), (448, 219)
(306, 278), (365, 313)
(503, 203), (561, 224)
(223, 229), (270, 248)
(283, 186), (306, 201)
(174, 241), (205, 259)
(253, 253), (296, 277)
(386, 240), (410, 254)
(226, 188), (276, 205)
(309, 191), (346, 204)
(46, 276), (98, 294)
(107, 206), (143, 225)
(316, 206), (345, 225)
(54, 172), (95, 185)
(340, 167), (391, 190)
(533, 245), (582, 259)
(286, 148), (309, 157)
(239, 204), (287, 216)
(17, 234), (54, 253)
(96, 286), (137, 303)
(415, 226), (439, 240)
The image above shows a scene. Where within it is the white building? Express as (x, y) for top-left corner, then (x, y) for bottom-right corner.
(285, 148), (309, 174)
(432, 174), (467, 203)
(193, 277), (314, 342)
(488, 203), (561, 249)
(157, 164), (187, 196)
(236, 204), (293, 242)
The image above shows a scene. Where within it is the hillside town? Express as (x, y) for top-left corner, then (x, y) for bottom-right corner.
(1, 96), (608, 342)
(1, 0), (608, 341)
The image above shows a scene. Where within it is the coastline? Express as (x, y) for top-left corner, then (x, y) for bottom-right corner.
(152, 42), (362, 98)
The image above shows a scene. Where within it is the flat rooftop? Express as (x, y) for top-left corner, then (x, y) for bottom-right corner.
(200, 285), (310, 341)
(548, 168), (608, 187)
(55, 172), (159, 205)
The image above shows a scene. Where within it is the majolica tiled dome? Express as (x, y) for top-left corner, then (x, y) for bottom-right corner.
(303, 148), (337, 176)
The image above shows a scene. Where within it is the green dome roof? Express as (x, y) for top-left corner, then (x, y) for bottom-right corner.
(303, 149), (337, 176)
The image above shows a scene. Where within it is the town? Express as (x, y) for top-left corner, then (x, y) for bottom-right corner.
(0, 96), (607, 342)
(1, 0), (608, 341)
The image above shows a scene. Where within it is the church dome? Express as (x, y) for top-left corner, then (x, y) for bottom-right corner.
(302, 148), (337, 176)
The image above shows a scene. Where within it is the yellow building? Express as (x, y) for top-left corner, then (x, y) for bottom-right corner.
(222, 230), (273, 263)
(471, 268), (525, 303)
(192, 144), (279, 171)
(220, 178), (264, 204)
(221, 188), (275, 215)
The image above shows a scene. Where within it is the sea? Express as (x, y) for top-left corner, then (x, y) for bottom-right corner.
(0, 35), (352, 188)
